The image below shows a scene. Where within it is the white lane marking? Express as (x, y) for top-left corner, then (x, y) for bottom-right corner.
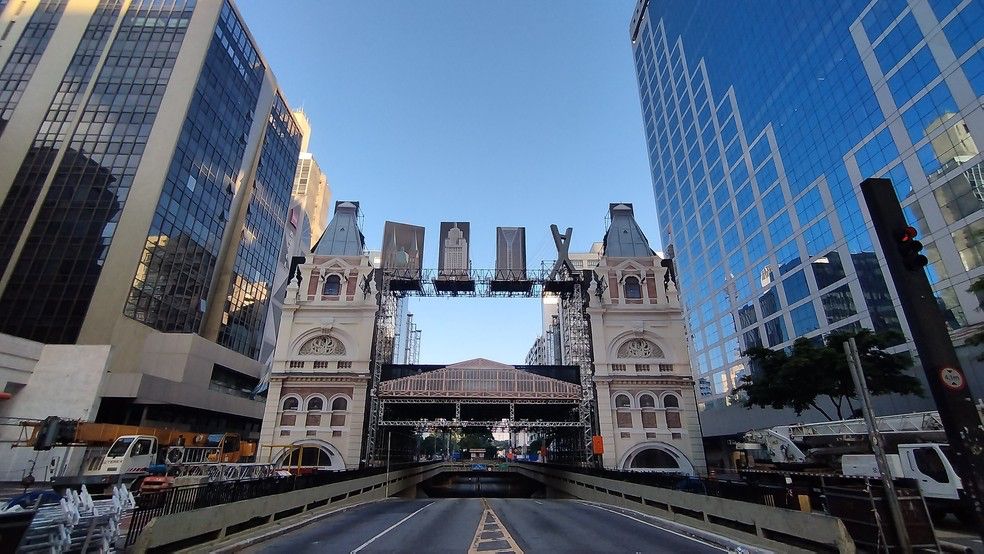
(350, 502), (434, 553)
(576, 501), (730, 552)
(534, 500), (543, 505)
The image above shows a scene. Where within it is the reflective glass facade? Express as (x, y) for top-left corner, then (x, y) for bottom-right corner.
(217, 95), (302, 359)
(630, 0), (984, 407)
(0, 0), (194, 343)
(0, 0), (66, 137)
(124, 1), (267, 336)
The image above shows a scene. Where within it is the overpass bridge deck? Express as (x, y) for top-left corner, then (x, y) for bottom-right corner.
(126, 462), (856, 553)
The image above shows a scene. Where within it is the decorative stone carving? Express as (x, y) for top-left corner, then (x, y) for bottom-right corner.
(617, 338), (663, 359)
(299, 335), (346, 356)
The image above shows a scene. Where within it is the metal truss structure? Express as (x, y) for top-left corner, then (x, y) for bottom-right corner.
(379, 419), (583, 429)
(377, 267), (585, 297)
(560, 279), (597, 466)
(365, 258), (597, 465)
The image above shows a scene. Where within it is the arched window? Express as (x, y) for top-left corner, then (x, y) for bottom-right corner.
(640, 393), (658, 428)
(624, 276), (642, 299)
(322, 275), (341, 296)
(330, 397), (349, 427)
(280, 397), (299, 426)
(307, 397), (324, 411)
(664, 394), (682, 429)
(614, 394), (632, 429)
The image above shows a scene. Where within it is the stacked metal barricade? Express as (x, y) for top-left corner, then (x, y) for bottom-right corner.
(15, 485), (135, 552)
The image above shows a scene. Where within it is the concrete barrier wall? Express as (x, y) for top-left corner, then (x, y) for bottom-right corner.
(512, 464), (856, 554)
(132, 463), (446, 553)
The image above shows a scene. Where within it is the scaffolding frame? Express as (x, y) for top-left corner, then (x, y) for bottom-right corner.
(365, 266), (596, 465)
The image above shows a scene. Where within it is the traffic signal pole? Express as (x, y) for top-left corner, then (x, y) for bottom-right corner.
(861, 178), (984, 537)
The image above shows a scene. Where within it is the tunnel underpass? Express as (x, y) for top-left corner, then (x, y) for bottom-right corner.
(415, 470), (551, 498)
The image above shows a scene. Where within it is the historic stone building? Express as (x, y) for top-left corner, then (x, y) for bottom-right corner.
(258, 201), (376, 469)
(587, 204), (706, 474)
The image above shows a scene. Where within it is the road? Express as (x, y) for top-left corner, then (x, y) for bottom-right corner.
(242, 498), (729, 553)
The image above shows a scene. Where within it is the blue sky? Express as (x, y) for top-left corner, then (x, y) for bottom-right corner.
(237, 1), (658, 364)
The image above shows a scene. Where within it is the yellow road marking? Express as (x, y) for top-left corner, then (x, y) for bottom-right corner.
(468, 498), (523, 554)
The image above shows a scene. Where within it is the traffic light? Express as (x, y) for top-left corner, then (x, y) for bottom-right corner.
(898, 225), (928, 271)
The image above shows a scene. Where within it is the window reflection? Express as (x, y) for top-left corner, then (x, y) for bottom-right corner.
(933, 160), (984, 224)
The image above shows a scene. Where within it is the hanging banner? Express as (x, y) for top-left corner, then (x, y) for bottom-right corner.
(437, 221), (470, 279)
(495, 226), (526, 280)
(381, 221), (425, 279)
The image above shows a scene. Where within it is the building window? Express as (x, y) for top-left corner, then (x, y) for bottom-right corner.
(306, 396), (323, 427)
(664, 394), (682, 429)
(289, 360), (305, 368)
(659, 363), (673, 372)
(611, 364), (627, 371)
(323, 275), (342, 296)
(624, 276), (642, 299)
(330, 397), (348, 427)
(614, 393), (632, 428)
(640, 393), (658, 428)
(953, 219), (984, 271)
(635, 364), (651, 372)
(313, 361), (331, 369)
(280, 397), (299, 427)
(338, 361), (352, 369)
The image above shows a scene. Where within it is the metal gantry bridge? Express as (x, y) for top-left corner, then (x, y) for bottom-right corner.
(364, 230), (599, 466)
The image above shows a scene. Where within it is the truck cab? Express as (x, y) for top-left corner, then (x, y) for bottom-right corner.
(94, 435), (158, 476)
(52, 434), (159, 493)
(842, 443), (964, 519)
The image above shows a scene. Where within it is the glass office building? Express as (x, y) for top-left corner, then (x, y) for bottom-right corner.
(629, 0), (984, 436)
(0, 0), (303, 433)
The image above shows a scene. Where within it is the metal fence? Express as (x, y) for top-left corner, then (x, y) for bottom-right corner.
(527, 462), (936, 548)
(123, 461), (436, 548)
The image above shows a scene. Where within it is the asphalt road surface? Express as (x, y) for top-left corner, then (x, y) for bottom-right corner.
(243, 498), (729, 553)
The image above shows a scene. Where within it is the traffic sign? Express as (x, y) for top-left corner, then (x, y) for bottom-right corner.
(939, 367), (965, 391)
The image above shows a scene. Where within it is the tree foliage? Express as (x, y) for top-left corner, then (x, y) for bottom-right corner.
(458, 430), (494, 450)
(732, 328), (923, 420)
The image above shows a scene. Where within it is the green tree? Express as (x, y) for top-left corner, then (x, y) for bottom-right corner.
(458, 430), (494, 450)
(733, 328), (923, 420)
(420, 435), (439, 456)
(968, 277), (984, 361)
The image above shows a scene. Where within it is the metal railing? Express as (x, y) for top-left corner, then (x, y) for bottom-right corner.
(520, 462), (936, 549)
(123, 461), (436, 548)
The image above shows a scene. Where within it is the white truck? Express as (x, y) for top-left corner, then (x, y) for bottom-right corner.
(739, 411), (971, 523)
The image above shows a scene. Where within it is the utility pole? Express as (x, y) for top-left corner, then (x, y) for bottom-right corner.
(845, 338), (910, 551)
(384, 431), (391, 498)
(861, 178), (984, 538)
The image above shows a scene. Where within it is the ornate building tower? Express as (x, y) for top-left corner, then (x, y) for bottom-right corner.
(589, 204), (706, 474)
(258, 201), (376, 469)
